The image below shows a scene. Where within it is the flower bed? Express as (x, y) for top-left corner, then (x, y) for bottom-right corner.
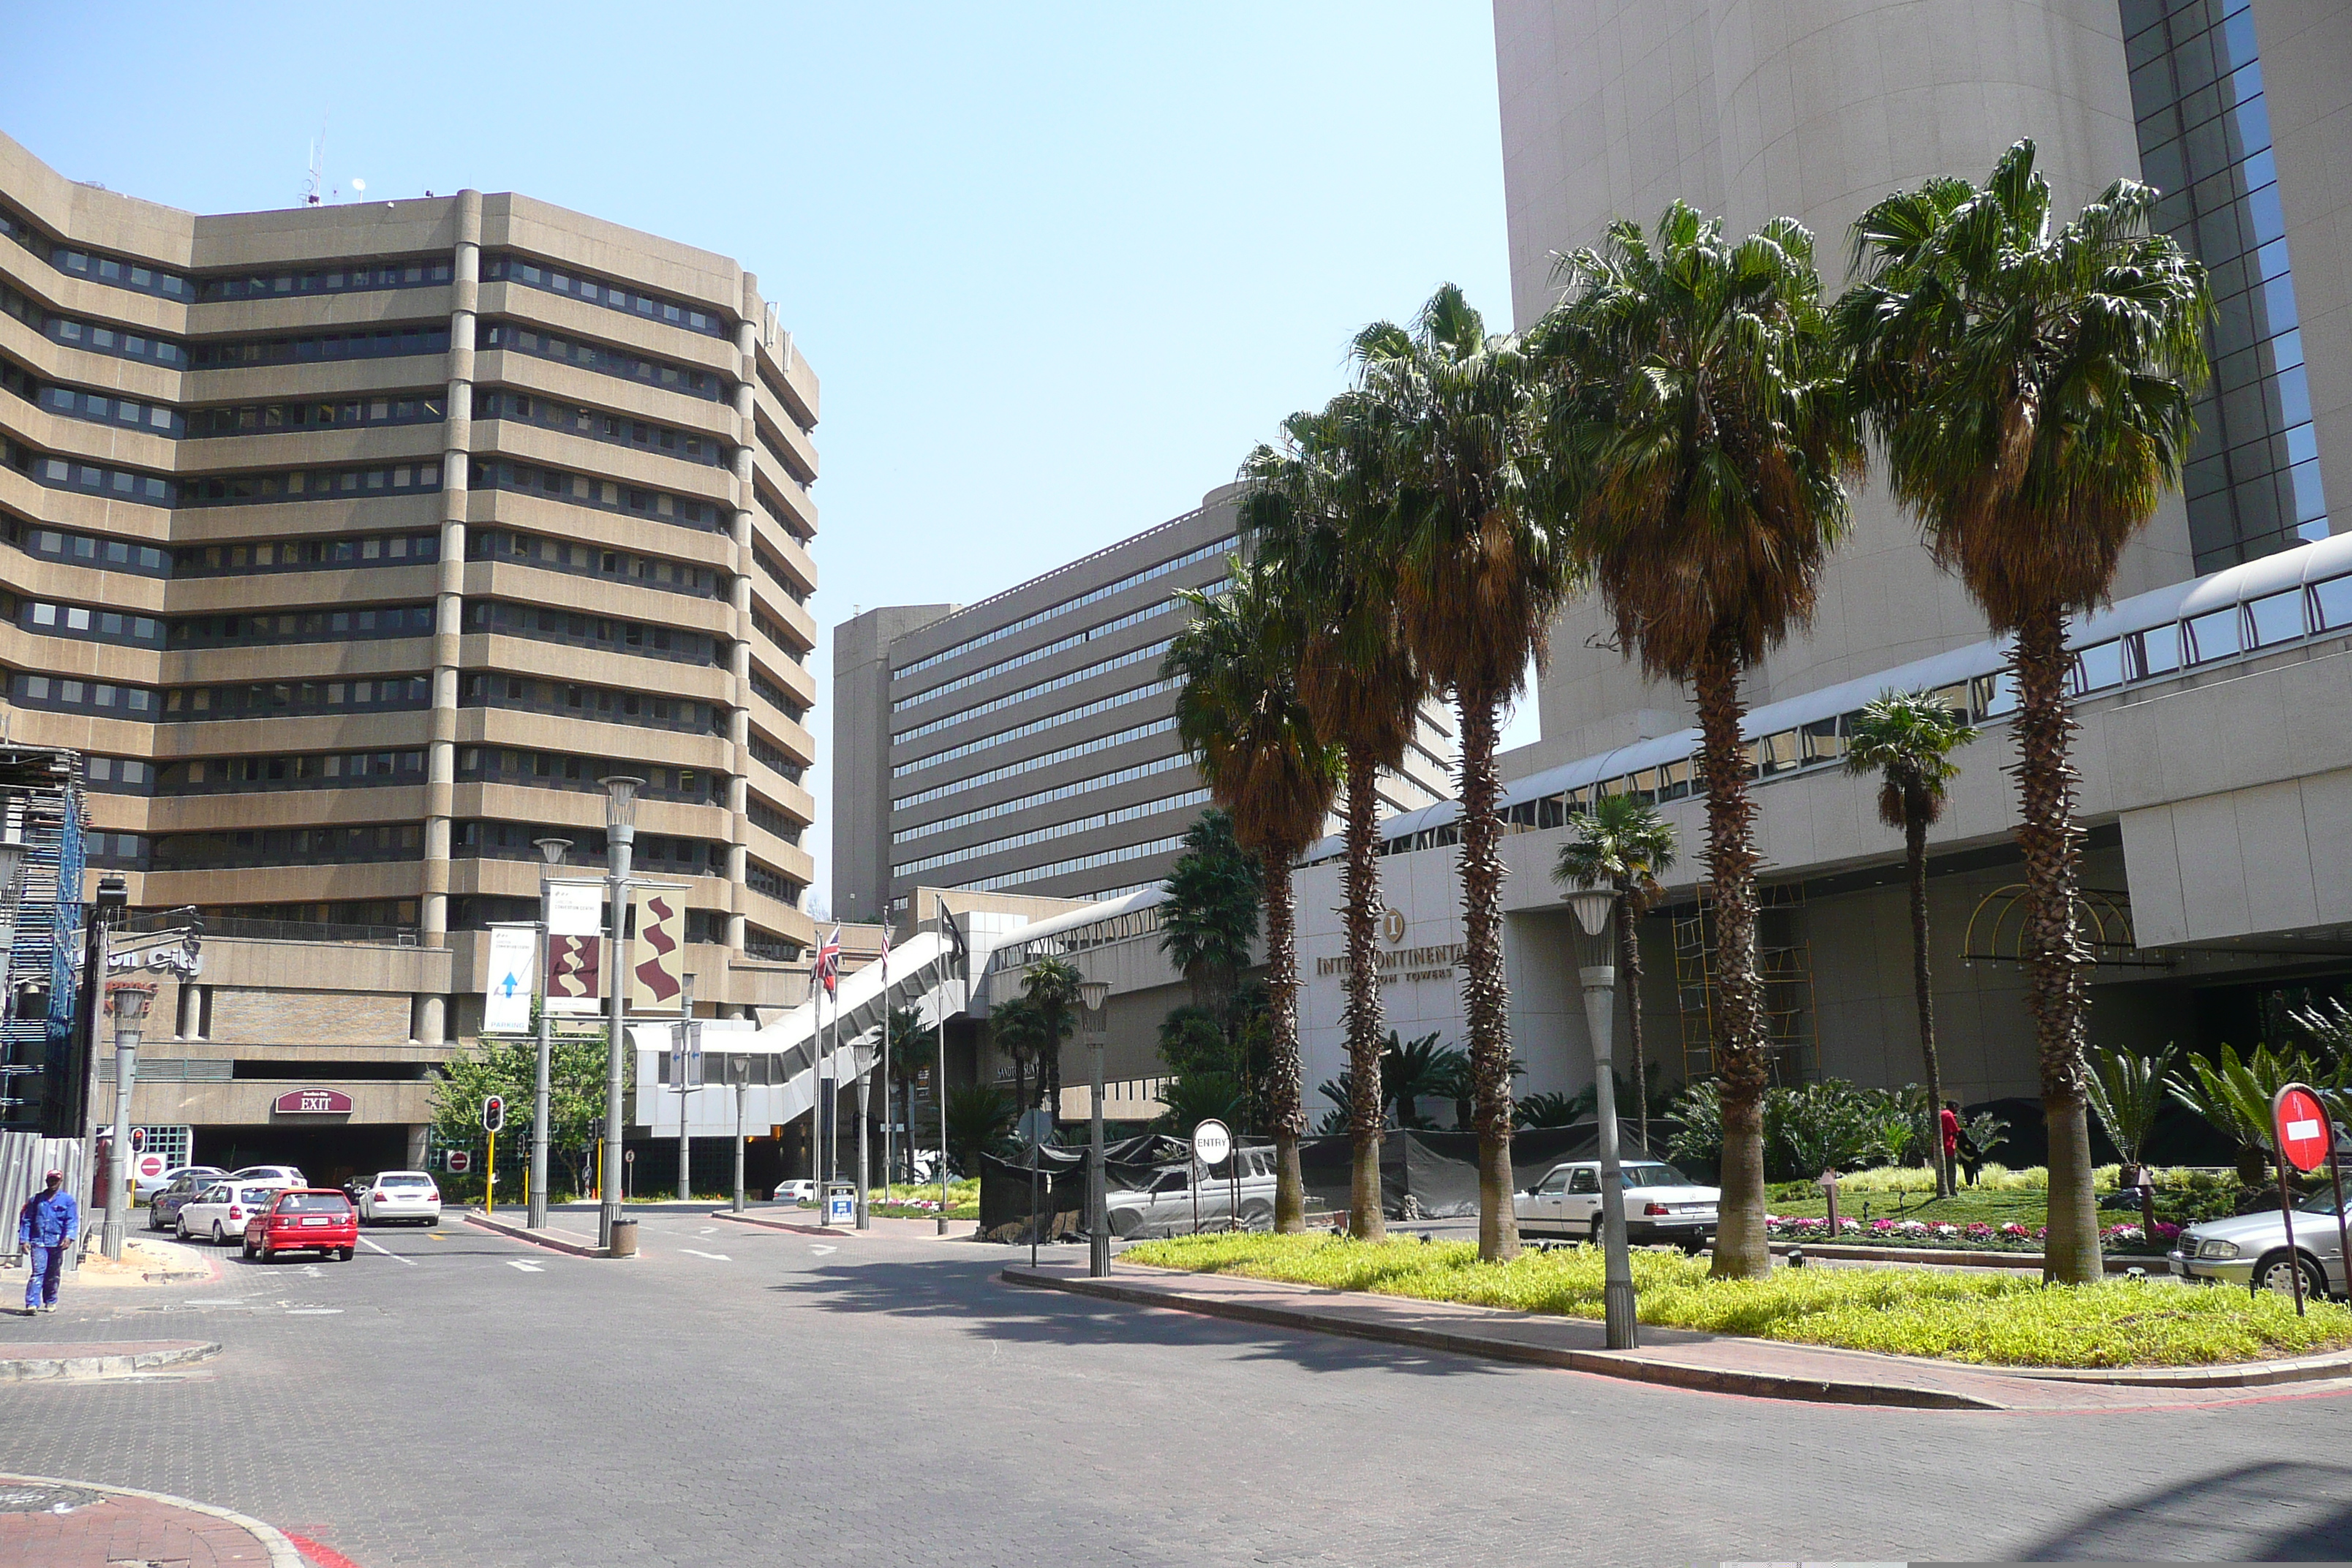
(1763, 1213), (2180, 1254)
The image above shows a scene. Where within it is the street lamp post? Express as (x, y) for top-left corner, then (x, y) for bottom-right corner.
(1080, 978), (1112, 1278)
(675, 971), (698, 1203)
(528, 837), (570, 1232)
(598, 776), (643, 1254)
(100, 981), (154, 1260)
(731, 1049), (750, 1214)
(1567, 889), (1638, 1349)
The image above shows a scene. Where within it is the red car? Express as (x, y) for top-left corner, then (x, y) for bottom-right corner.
(244, 1188), (359, 1262)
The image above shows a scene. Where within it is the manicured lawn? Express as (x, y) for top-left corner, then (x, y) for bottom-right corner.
(1768, 1186), (2049, 1227)
(871, 1180), (981, 1221)
(1120, 1233), (2352, 1368)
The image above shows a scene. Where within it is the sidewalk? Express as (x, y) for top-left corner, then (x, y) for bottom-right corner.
(1004, 1261), (2352, 1412)
(462, 1210), (606, 1257)
(712, 1208), (964, 1240)
(0, 1473), (311, 1566)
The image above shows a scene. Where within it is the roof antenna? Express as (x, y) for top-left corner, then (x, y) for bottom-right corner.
(304, 122), (326, 206)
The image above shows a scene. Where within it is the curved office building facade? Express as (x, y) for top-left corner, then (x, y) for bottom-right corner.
(0, 130), (819, 1047)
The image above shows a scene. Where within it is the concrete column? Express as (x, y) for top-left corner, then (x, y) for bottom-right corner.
(424, 190), (484, 949)
(405, 1124), (429, 1169)
(728, 312), (760, 957)
(417, 993), (447, 1048)
(176, 981), (201, 1041)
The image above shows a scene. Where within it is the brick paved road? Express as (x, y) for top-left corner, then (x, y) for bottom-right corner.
(3, 1210), (2351, 1566)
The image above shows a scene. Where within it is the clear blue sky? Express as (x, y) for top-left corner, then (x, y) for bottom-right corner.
(10, 3), (1523, 915)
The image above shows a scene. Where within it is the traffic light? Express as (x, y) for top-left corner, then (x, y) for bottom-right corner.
(481, 1094), (506, 1134)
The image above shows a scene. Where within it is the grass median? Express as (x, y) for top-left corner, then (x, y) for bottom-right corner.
(1119, 1233), (2352, 1369)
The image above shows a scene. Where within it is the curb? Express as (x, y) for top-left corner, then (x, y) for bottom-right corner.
(711, 1210), (859, 1238)
(0, 1340), (221, 1382)
(2003, 1345), (2352, 1389)
(464, 1210), (608, 1258)
(1767, 1240), (2151, 1273)
(0, 1472), (304, 1567)
(1002, 1267), (2005, 1410)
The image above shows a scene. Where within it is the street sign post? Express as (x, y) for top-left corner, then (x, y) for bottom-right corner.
(1192, 1120), (1232, 1235)
(2274, 1082), (2349, 1313)
(445, 1150), (471, 1174)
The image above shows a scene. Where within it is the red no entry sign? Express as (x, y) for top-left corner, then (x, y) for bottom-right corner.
(2276, 1085), (2332, 1174)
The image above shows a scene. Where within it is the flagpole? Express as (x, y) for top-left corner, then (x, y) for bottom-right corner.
(881, 943), (893, 1213)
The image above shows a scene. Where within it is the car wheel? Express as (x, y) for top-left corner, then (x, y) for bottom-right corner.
(1109, 1210), (1142, 1239)
(212, 1222), (227, 1245)
(1237, 1200), (1273, 1232)
(176, 1216), (190, 1241)
(1589, 1214), (1606, 1245)
(338, 1246), (355, 1262)
(2256, 1250), (2327, 1301)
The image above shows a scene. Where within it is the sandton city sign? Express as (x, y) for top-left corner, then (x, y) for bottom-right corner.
(272, 1088), (353, 1116)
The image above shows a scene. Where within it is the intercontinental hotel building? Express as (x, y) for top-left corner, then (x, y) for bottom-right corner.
(0, 130), (817, 1175)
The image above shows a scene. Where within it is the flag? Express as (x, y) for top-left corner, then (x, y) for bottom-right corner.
(815, 926), (842, 998)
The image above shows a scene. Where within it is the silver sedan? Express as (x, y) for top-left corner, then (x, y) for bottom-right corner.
(2170, 1192), (2351, 1298)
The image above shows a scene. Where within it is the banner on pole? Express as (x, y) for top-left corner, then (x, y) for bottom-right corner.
(546, 935), (603, 1015)
(483, 925), (538, 1035)
(628, 889), (686, 1012)
(546, 882), (604, 937)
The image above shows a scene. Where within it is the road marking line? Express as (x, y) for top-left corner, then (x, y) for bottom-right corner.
(681, 1249), (731, 1262)
(284, 1308), (342, 1315)
(358, 1237), (415, 1265)
(506, 1259), (546, 1273)
(810, 1245), (837, 1255)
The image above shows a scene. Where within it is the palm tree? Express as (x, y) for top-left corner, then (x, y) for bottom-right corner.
(1842, 690), (1980, 1196)
(1544, 204), (1862, 1279)
(1353, 283), (1571, 1262)
(1021, 957), (1082, 1123)
(1551, 792), (1678, 1155)
(1840, 140), (2211, 1283)
(2085, 1041), (2177, 1230)
(1243, 396), (1428, 1242)
(1157, 810), (1260, 1036)
(987, 994), (1047, 1115)
(1165, 558), (1341, 1232)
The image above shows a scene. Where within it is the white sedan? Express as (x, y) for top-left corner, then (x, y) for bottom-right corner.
(1517, 1159), (1719, 1251)
(358, 1171), (442, 1226)
(176, 1180), (297, 1245)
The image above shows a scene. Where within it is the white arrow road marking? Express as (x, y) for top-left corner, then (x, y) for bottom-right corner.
(358, 1238), (415, 1265)
(696, 1226), (717, 1235)
(301, 1265), (324, 1278)
(284, 1308), (343, 1315)
(681, 1248), (731, 1262)
(506, 1260), (545, 1273)
(809, 1245), (837, 1256)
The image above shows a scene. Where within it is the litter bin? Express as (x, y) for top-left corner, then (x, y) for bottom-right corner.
(608, 1218), (639, 1258)
(823, 1182), (856, 1227)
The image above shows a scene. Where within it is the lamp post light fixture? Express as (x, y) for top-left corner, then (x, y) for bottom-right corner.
(1079, 977), (1112, 1278)
(100, 981), (156, 1260)
(731, 1048), (751, 1215)
(598, 775), (643, 1254)
(528, 837), (570, 1232)
(1567, 888), (1637, 1349)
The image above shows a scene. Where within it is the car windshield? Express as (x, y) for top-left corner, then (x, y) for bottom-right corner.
(379, 1175), (431, 1188)
(1621, 1164), (1692, 1188)
(238, 1186), (279, 1204)
(279, 1194), (350, 1213)
(2296, 1190), (2352, 1215)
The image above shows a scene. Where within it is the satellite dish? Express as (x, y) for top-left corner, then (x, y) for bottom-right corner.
(350, 177), (366, 193)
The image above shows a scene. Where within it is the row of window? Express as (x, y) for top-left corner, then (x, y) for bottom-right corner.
(154, 823), (424, 870)
(483, 256), (729, 338)
(189, 324), (449, 369)
(747, 667), (805, 723)
(3, 358), (181, 436)
(745, 795), (802, 843)
(751, 544), (808, 606)
(196, 259), (451, 302)
(745, 859), (799, 903)
(466, 458), (723, 532)
(83, 755), (154, 792)
(464, 598), (715, 665)
(18, 597), (161, 647)
(10, 671), (153, 715)
(892, 714), (1178, 810)
(463, 527), (718, 600)
(892, 679), (1173, 777)
(892, 750), (1191, 845)
(892, 788), (1212, 879)
(10, 521), (170, 576)
(754, 482), (810, 543)
(461, 672), (725, 736)
(472, 391), (724, 466)
(3, 282), (186, 366)
(19, 448), (172, 505)
(162, 750), (426, 794)
(86, 832), (148, 867)
(747, 729), (804, 781)
(458, 747), (718, 804)
(189, 393), (445, 439)
(892, 636), (1172, 745)
(459, 818), (723, 872)
(167, 676), (431, 718)
(170, 603), (434, 649)
(949, 832), (1189, 895)
(893, 593), (1190, 712)
(894, 535), (1236, 679)
(176, 461), (441, 508)
(475, 322), (723, 401)
(1, 206), (190, 298)
(174, 531), (439, 576)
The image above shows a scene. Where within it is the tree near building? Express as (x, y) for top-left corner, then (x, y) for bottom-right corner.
(430, 1007), (608, 1196)
(1166, 559), (1341, 1232)
(1842, 690), (1980, 1196)
(1839, 140), (2210, 1283)
(1545, 204), (1862, 1278)
(1157, 809), (1260, 1039)
(1353, 283), (1569, 1262)
(1551, 792), (1678, 1156)
(1021, 957), (1083, 1123)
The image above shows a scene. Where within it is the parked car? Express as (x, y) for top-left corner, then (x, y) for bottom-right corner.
(773, 1180), (817, 1205)
(244, 1189), (358, 1262)
(2169, 1192), (2350, 1297)
(146, 1168), (227, 1226)
(134, 1163), (223, 1205)
(177, 1181), (298, 1245)
(358, 1171), (442, 1226)
(1516, 1159), (1719, 1250)
(228, 1164), (308, 1187)
(1106, 1147), (1278, 1237)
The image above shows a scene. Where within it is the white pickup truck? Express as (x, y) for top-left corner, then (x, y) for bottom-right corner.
(1106, 1146), (1278, 1237)
(1515, 1158), (1719, 1251)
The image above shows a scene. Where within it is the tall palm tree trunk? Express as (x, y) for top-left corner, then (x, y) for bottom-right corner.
(1260, 848), (1307, 1232)
(1342, 747), (1388, 1240)
(1614, 879), (1650, 1156)
(1904, 806), (1951, 1197)
(1456, 693), (1519, 1262)
(1694, 644), (1770, 1279)
(2014, 605), (2098, 1284)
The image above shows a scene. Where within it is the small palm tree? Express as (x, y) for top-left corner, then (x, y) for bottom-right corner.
(1021, 957), (1082, 1123)
(2085, 1041), (2177, 1229)
(2167, 1041), (2321, 1188)
(1841, 140), (2211, 1283)
(1354, 284), (1572, 1262)
(1842, 690), (1979, 1195)
(1165, 559), (1341, 1232)
(1545, 204), (1861, 1279)
(1244, 395), (1428, 1242)
(1551, 793), (1677, 1156)
(1157, 810), (1260, 1034)
(987, 994), (1046, 1114)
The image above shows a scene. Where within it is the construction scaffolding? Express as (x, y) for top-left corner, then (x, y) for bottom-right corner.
(1673, 882), (1817, 1089)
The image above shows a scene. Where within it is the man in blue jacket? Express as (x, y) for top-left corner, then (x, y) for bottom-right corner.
(18, 1169), (78, 1313)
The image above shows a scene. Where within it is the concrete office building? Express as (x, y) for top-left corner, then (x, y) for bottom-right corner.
(833, 485), (1458, 927)
(965, 1), (2352, 1141)
(0, 131), (818, 1176)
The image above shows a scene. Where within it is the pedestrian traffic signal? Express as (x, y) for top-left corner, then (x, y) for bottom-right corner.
(482, 1095), (506, 1134)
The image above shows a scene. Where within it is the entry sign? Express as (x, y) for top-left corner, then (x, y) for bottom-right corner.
(1192, 1118), (1232, 1169)
(135, 1153), (167, 1181)
(2277, 1085), (2332, 1173)
(445, 1150), (472, 1173)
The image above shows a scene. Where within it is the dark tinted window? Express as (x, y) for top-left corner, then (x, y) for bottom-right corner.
(277, 1193), (353, 1214)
